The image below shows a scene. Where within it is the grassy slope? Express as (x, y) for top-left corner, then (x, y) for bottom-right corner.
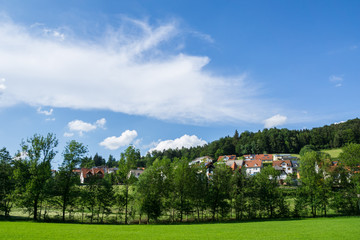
(320, 148), (342, 159)
(287, 148), (342, 159)
(1, 217), (359, 240)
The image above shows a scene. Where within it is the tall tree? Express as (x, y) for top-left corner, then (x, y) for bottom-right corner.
(115, 146), (141, 224)
(0, 148), (14, 217)
(93, 153), (105, 166)
(106, 154), (117, 168)
(298, 151), (330, 217)
(207, 164), (232, 221)
(172, 158), (194, 222)
(337, 143), (360, 214)
(231, 169), (247, 220)
(18, 133), (58, 220)
(55, 140), (88, 222)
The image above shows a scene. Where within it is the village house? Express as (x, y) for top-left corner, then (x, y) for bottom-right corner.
(272, 160), (294, 180)
(189, 156), (215, 178)
(225, 159), (244, 171)
(79, 167), (105, 184)
(217, 155), (237, 162)
(255, 154), (273, 163)
(189, 156), (213, 166)
(243, 154), (255, 161)
(128, 168), (145, 179)
(243, 159), (262, 175)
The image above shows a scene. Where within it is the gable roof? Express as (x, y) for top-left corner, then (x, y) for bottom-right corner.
(81, 167), (105, 179)
(272, 160), (292, 168)
(225, 160), (244, 170)
(244, 160), (262, 168)
(255, 154), (273, 161)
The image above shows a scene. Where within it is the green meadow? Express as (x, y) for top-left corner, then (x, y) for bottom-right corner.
(1, 217), (359, 240)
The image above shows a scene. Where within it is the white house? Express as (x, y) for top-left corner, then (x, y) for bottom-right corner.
(244, 160), (262, 175)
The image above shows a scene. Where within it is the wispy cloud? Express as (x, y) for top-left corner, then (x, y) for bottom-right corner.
(149, 134), (207, 152)
(37, 107), (53, 116)
(329, 75), (344, 87)
(64, 132), (74, 137)
(65, 118), (106, 136)
(100, 130), (138, 150)
(350, 45), (358, 50)
(0, 16), (278, 124)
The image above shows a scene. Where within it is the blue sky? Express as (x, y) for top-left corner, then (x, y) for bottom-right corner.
(0, 0), (359, 167)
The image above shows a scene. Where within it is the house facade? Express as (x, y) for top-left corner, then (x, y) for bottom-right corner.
(244, 160), (262, 175)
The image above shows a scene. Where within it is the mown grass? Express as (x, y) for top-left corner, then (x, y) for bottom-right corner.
(1, 217), (359, 240)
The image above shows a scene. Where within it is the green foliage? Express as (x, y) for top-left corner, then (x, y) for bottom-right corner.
(299, 145), (317, 156)
(55, 140), (88, 222)
(145, 118), (360, 160)
(207, 164), (232, 220)
(0, 147), (14, 217)
(16, 133), (58, 220)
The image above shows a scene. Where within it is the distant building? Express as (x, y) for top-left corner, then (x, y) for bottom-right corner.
(225, 159), (244, 171)
(243, 154), (255, 161)
(128, 168), (145, 179)
(244, 160), (262, 175)
(80, 167), (105, 184)
(272, 160), (295, 181)
(255, 154), (273, 162)
(217, 155), (237, 162)
(189, 156), (213, 166)
(189, 156), (214, 179)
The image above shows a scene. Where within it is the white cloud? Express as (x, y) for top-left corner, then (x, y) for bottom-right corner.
(264, 114), (287, 128)
(45, 117), (56, 121)
(95, 118), (106, 129)
(0, 16), (276, 124)
(67, 118), (106, 136)
(100, 130), (138, 150)
(329, 75), (344, 87)
(0, 78), (6, 92)
(37, 107), (53, 116)
(149, 134), (207, 152)
(63, 132), (74, 137)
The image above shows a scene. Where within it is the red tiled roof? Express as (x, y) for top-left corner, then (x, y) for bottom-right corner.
(255, 154), (273, 161)
(81, 167), (105, 179)
(272, 160), (292, 168)
(244, 160), (262, 168)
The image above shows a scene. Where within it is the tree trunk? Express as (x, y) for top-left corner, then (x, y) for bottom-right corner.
(62, 197), (67, 222)
(34, 198), (38, 220)
(125, 185), (128, 224)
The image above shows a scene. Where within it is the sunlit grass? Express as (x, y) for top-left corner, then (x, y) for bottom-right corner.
(1, 217), (359, 240)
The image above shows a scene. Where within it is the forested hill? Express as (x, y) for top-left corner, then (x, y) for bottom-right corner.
(148, 118), (360, 162)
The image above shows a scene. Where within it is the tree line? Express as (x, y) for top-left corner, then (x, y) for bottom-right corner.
(1, 132), (360, 223)
(147, 118), (360, 162)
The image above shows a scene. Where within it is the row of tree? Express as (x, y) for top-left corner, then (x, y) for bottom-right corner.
(1, 133), (360, 223)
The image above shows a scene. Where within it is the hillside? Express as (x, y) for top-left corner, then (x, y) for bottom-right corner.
(146, 118), (360, 162)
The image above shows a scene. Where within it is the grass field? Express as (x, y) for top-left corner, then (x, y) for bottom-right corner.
(290, 148), (342, 160)
(1, 217), (359, 240)
(320, 148), (342, 159)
